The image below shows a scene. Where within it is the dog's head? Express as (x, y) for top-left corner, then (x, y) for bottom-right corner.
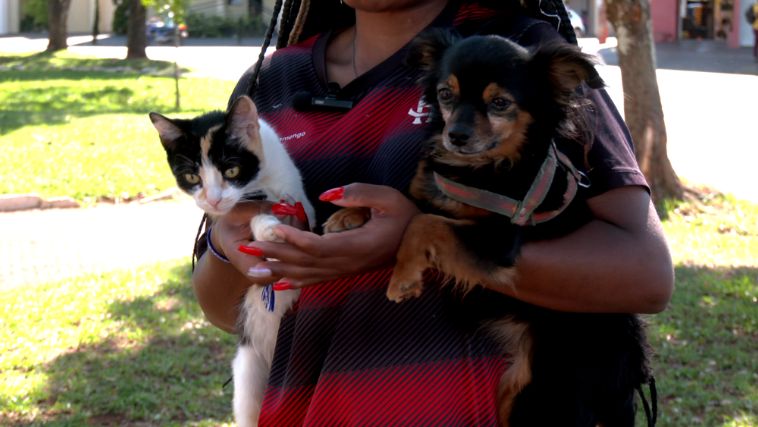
(408, 31), (603, 166)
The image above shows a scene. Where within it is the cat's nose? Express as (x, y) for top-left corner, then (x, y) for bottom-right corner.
(207, 196), (221, 208)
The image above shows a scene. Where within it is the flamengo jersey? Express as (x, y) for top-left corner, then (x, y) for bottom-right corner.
(226, 2), (647, 426)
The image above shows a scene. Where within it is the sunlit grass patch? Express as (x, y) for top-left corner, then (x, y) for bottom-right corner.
(0, 52), (234, 204)
(0, 260), (236, 426)
(649, 192), (758, 426)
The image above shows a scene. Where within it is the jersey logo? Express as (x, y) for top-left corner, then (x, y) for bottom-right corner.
(408, 98), (432, 125)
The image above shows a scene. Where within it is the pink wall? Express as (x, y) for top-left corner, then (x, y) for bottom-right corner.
(651, 0), (679, 42)
(728, 0), (741, 48)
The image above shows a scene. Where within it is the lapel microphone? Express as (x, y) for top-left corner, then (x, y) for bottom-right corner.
(292, 83), (354, 112)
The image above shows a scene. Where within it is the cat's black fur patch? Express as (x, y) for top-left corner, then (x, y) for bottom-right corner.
(154, 111), (261, 193)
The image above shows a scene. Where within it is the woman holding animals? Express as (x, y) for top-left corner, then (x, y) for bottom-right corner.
(192, 0), (674, 424)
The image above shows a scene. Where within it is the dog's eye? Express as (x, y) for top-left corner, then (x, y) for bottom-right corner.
(490, 97), (512, 111)
(438, 88), (454, 102)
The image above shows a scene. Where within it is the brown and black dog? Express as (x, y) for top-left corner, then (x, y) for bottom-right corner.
(388, 31), (656, 427)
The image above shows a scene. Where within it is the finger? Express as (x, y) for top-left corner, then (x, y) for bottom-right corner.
(261, 262), (341, 287)
(223, 200), (274, 224)
(252, 256), (340, 285)
(269, 224), (379, 262)
(319, 183), (409, 213)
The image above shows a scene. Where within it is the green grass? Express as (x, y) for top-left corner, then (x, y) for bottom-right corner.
(0, 260), (237, 426)
(0, 195), (755, 426)
(0, 50), (755, 426)
(0, 52), (235, 204)
(650, 194), (758, 426)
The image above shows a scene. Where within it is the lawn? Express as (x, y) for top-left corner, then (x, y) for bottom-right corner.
(0, 52), (755, 426)
(0, 51), (235, 204)
(0, 193), (754, 426)
(0, 260), (237, 426)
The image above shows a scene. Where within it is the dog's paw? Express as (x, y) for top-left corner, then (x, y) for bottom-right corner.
(323, 207), (371, 234)
(250, 214), (282, 243)
(387, 269), (425, 303)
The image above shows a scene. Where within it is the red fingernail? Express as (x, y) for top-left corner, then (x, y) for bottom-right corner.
(272, 202), (297, 216)
(238, 245), (264, 257)
(272, 280), (293, 291)
(294, 202), (307, 223)
(319, 187), (344, 202)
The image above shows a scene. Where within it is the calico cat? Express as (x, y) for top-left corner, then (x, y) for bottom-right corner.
(149, 95), (314, 427)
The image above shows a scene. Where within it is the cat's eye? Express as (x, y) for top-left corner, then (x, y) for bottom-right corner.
(224, 167), (240, 179)
(184, 173), (200, 184)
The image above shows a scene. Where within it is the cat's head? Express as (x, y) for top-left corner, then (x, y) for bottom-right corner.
(149, 96), (267, 216)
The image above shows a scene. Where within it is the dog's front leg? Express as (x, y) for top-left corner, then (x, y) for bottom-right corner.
(388, 214), (474, 302)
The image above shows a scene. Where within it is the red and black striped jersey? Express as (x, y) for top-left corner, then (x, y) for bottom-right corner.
(227, 1), (647, 425)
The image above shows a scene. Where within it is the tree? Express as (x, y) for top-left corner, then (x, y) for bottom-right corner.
(47, 0), (72, 52)
(92, 0), (101, 45)
(126, 0), (147, 59)
(604, 0), (683, 202)
(249, 0), (262, 17)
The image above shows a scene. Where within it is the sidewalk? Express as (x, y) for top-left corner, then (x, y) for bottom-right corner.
(0, 197), (203, 290)
(1, 34), (756, 291)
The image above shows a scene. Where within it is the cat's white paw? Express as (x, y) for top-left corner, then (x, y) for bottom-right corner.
(250, 214), (283, 243)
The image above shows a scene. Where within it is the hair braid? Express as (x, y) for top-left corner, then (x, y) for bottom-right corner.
(276, 0), (298, 49)
(245, 0), (285, 97)
(287, 0), (311, 46)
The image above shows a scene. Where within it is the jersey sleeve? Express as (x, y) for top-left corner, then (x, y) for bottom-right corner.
(508, 15), (650, 198)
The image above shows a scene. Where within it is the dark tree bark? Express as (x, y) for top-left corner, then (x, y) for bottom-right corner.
(249, 0), (262, 17)
(92, 0), (101, 45)
(605, 0), (683, 203)
(47, 0), (72, 52)
(126, 0), (147, 59)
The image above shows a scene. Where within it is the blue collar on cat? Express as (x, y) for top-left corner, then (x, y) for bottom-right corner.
(261, 284), (275, 312)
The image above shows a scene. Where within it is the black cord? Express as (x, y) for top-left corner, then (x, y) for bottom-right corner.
(245, 0), (285, 97)
(191, 213), (208, 272)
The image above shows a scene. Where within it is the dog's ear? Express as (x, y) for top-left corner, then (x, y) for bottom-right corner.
(531, 42), (605, 93)
(406, 29), (457, 71)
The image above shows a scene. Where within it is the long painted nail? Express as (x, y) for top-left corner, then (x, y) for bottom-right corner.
(294, 202), (307, 223)
(272, 280), (294, 291)
(319, 187), (344, 202)
(238, 245), (264, 257)
(272, 202), (297, 216)
(247, 267), (271, 278)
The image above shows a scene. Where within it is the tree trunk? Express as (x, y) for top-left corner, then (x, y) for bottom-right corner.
(126, 0), (147, 59)
(92, 0), (100, 45)
(249, 0), (262, 17)
(47, 0), (72, 52)
(605, 0), (683, 203)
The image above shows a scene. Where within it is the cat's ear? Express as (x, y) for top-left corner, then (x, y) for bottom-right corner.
(228, 96), (261, 142)
(149, 112), (183, 151)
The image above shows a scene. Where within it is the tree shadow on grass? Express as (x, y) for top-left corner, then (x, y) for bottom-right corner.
(646, 265), (757, 426)
(0, 89), (179, 134)
(31, 263), (237, 426)
(22, 264), (757, 426)
(0, 53), (191, 133)
(0, 52), (178, 78)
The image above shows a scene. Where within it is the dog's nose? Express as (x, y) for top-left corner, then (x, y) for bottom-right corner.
(448, 129), (471, 146)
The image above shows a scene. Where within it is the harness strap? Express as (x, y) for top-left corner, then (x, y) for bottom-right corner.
(433, 142), (585, 225)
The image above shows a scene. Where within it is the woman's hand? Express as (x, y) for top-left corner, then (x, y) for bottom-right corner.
(237, 183), (420, 289)
(211, 200), (309, 278)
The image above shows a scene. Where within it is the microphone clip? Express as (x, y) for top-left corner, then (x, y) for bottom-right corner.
(311, 82), (353, 111)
